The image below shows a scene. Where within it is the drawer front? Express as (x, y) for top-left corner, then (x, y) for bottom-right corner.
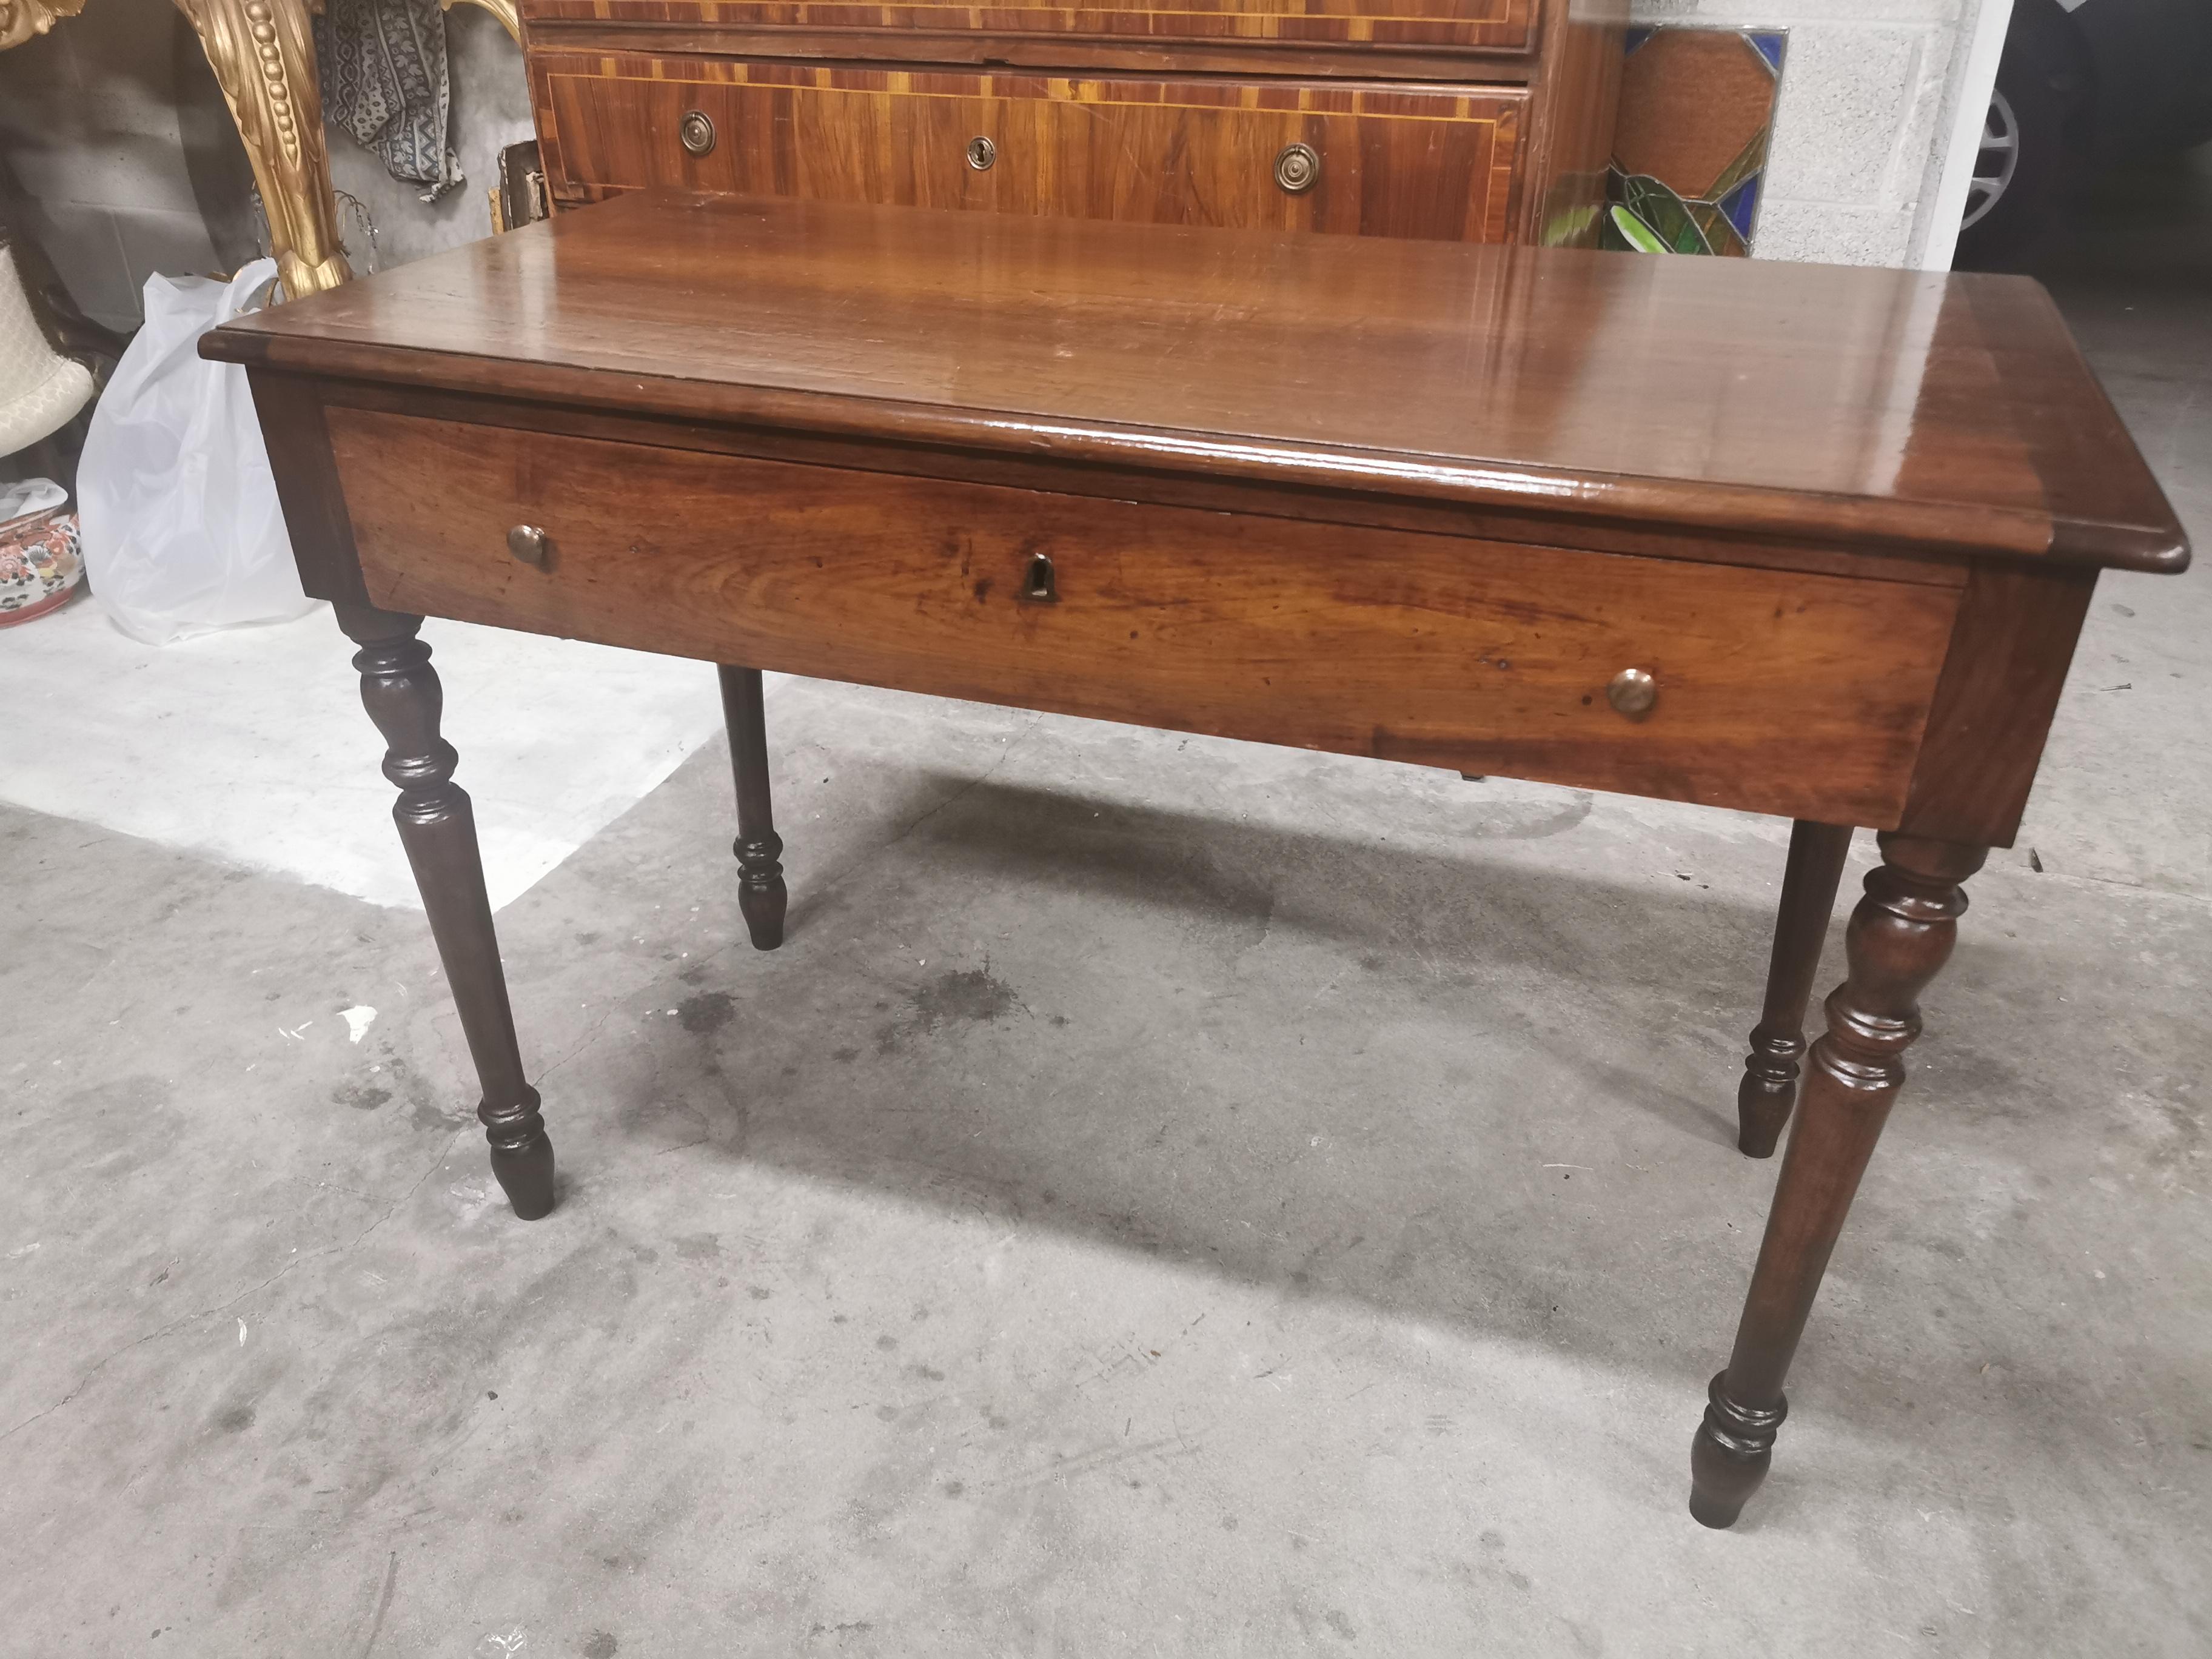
(327, 409), (1957, 825)
(535, 55), (1525, 242)
(521, 0), (1537, 55)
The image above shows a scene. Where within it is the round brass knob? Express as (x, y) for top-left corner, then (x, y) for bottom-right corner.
(507, 524), (551, 568)
(1274, 141), (1321, 194)
(1606, 667), (1657, 718)
(966, 135), (996, 171)
(678, 110), (716, 157)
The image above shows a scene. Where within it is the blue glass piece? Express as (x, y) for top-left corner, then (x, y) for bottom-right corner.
(1720, 175), (1762, 240)
(1625, 27), (1651, 55)
(1749, 31), (1786, 72)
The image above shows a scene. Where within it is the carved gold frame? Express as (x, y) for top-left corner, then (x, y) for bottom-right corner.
(2, 0), (520, 298)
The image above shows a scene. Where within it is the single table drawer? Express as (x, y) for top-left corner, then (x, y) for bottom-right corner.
(521, 0), (1539, 56)
(328, 409), (1959, 825)
(535, 54), (1525, 241)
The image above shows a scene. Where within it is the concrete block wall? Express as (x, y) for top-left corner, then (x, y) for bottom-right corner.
(1629, 0), (2006, 267)
(0, 0), (529, 329)
(0, 0), (223, 332)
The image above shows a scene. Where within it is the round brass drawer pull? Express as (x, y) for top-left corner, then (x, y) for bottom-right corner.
(1274, 141), (1321, 194)
(678, 110), (716, 157)
(967, 135), (996, 171)
(1607, 667), (1658, 718)
(507, 524), (552, 568)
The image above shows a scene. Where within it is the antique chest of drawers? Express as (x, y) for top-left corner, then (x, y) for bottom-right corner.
(516, 0), (1627, 245)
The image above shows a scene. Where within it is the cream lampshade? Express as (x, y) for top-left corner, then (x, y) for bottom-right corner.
(0, 242), (96, 458)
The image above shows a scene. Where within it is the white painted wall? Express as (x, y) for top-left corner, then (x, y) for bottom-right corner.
(1630, 0), (2009, 267)
(1917, 0), (2015, 269)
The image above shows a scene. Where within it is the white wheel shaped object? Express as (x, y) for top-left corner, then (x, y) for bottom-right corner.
(1962, 87), (2020, 233)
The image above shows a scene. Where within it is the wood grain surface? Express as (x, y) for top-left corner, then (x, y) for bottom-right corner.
(1518, 0), (1623, 245)
(1899, 560), (2098, 846)
(535, 56), (1523, 243)
(307, 376), (1975, 588)
(206, 192), (2189, 572)
(329, 407), (1960, 824)
(517, 0), (1539, 53)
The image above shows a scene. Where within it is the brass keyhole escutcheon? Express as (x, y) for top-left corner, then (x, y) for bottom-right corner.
(1606, 667), (1658, 719)
(967, 135), (997, 172)
(507, 524), (552, 568)
(1274, 141), (1321, 194)
(678, 110), (716, 157)
(1021, 552), (1057, 602)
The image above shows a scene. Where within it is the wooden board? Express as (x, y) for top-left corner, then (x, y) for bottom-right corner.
(536, 55), (1523, 242)
(204, 192), (2190, 573)
(519, 0), (1540, 54)
(328, 406), (1960, 825)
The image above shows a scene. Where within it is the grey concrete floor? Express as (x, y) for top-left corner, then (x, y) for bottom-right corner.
(7, 166), (2211, 1656)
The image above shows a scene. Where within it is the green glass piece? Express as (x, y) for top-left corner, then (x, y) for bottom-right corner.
(1607, 204), (1668, 253)
(1705, 129), (1772, 207)
(1686, 201), (1748, 256)
(1620, 175), (1713, 255)
(1543, 202), (1603, 247)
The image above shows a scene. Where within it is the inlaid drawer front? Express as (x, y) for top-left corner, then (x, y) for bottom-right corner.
(535, 55), (1525, 241)
(521, 0), (1537, 53)
(328, 409), (1959, 825)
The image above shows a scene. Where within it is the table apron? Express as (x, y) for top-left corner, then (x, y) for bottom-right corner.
(326, 404), (1959, 825)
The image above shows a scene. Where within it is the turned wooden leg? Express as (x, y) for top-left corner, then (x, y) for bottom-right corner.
(338, 604), (555, 1221)
(717, 664), (787, 951)
(1689, 832), (1984, 1527)
(1737, 821), (1854, 1158)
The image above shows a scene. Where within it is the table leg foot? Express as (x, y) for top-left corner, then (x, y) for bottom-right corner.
(1735, 821), (1853, 1158)
(339, 603), (555, 1221)
(1689, 1372), (1786, 1527)
(1734, 1053), (1797, 1160)
(484, 1087), (557, 1220)
(718, 665), (787, 951)
(1690, 832), (1983, 1526)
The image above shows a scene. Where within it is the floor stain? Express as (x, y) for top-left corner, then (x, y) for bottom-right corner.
(913, 967), (1019, 1024)
(876, 967), (1022, 1053)
(677, 991), (735, 1034)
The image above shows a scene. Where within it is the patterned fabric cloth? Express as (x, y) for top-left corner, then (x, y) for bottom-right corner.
(314, 0), (463, 202)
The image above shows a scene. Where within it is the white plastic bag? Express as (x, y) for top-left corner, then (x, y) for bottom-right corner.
(77, 260), (317, 644)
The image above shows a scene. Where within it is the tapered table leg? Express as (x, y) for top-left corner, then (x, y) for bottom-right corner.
(338, 604), (554, 1221)
(1690, 832), (1985, 1527)
(717, 664), (787, 951)
(1737, 821), (1854, 1158)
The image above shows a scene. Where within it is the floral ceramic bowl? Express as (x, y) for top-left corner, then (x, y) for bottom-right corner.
(0, 477), (82, 628)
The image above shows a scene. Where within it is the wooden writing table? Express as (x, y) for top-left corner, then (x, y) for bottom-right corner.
(203, 192), (2188, 1528)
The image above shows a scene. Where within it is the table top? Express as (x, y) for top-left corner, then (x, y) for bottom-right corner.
(206, 190), (2188, 574)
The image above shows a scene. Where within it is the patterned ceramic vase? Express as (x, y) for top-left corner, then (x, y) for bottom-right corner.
(0, 482), (82, 627)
